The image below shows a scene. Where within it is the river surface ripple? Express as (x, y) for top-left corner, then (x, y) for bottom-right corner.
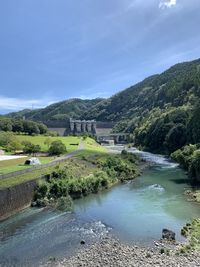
(0, 146), (200, 266)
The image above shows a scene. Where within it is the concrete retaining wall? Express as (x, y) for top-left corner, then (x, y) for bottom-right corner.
(0, 179), (39, 221)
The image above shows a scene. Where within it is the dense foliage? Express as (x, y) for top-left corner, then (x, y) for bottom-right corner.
(4, 58), (200, 155)
(34, 153), (139, 209)
(0, 117), (48, 135)
(48, 140), (67, 155)
(22, 141), (41, 155)
(171, 144), (200, 183)
(7, 98), (103, 122)
(83, 59), (200, 123)
(0, 132), (22, 152)
(0, 131), (68, 155)
(83, 59), (200, 153)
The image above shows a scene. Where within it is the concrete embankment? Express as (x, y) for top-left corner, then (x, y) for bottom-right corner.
(0, 179), (39, 221)
(0, 144), (84, 221)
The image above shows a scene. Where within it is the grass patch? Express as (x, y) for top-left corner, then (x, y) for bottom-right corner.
(16, 135), (80, 153)
(0, 156), (54, 174)
(0, 137), (107, 188)
(0, 135), (82, 175)
(180, 219), (200, 252)
(76, 137), (108, 157)
(0, 161), (67, 189)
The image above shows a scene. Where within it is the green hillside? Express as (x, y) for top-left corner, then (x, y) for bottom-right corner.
(81, 58), (200, 153)
(6, 58), (200, 156)
(7, 98), (103, 122)
(83, 59), (200, 123)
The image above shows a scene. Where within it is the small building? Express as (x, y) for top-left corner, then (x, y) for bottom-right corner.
(24, 157), (41, 166)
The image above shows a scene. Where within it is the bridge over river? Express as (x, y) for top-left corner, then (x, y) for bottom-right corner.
(96, 133), (130, 144)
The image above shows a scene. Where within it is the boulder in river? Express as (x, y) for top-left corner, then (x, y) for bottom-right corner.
(162, 229), (176, 241)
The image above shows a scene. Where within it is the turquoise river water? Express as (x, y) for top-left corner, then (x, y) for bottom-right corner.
(0, 146), (200, 266)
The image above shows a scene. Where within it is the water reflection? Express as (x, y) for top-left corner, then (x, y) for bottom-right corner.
(1, 146), (200, 266)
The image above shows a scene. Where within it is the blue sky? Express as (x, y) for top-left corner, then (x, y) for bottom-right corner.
(0, 0), (200, 113)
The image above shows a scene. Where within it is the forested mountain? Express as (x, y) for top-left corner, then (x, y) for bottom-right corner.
(83, 59), (200, 122)
(7, 98), (103, 122)
(6, 58), (200, 154)
(82, 58), (200, 154)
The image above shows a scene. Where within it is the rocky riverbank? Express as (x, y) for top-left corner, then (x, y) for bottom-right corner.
(44, 236), (200, 267)
(185, 190), (200, 203)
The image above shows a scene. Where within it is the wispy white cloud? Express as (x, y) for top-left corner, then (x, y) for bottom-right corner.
(0, 96), (56, 112)
(159, 0), (177, 9)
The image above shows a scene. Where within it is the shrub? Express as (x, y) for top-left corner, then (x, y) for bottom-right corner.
(0, 131), (15, 147)
(55, 196), (73, 211)
(22, 141), (41, 155)
(48, 140), (66, 155)
(23, 121), (40, 135)
(5, 139), (22, 152)
(171, 145), (200, 182)
(34, 154), (139, 211)
(35, 182), (49, 200)
(0, 118), (12, 131)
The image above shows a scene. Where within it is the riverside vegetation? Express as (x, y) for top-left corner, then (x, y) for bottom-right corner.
(180, 219), (200, 253)
(171, 144), (200, 183)
(6, 58), (200, 183)
(33, 151), (140, 211)
(0, 136), (107, 189)
(2, 58), (200, 259)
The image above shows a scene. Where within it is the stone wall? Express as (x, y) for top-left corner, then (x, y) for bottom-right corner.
(0, 179), (39, 221)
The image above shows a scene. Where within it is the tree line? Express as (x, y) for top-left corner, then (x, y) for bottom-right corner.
(0, 131), (67, 156)
(0, 117), (48, 135)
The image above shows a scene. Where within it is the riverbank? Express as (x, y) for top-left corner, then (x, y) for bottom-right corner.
(44, 236), (200, 267)
(2, 146), (200, 266)
(33, 151), (140, 209)
(185, 190), (200, 203)
(42, 149), (200, 267)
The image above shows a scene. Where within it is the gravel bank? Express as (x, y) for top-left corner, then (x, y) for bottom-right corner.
(45, 237), (200, 267)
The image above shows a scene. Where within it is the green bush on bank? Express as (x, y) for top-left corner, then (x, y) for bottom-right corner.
(180, 219), (200, 252)
(34, 153), (139, 210)
(98, 152), (139, 182)
(35, 169), (114, 209)
(171, 144), (200, 182)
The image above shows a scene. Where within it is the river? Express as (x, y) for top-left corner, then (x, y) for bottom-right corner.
(0, 146), (200, 266)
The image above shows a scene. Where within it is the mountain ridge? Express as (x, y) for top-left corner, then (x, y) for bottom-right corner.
(5, 58), (200, 152)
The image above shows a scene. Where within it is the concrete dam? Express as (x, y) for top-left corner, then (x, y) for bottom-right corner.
(46, 119), (129, 144)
